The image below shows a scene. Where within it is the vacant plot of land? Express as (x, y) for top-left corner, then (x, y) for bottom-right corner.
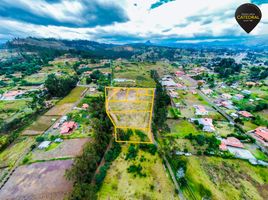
(177, 91), (209, 106)
(106, 87), (154, 143)
(57, 86), (87, 105)
(214, 121), (235, 137)
(22, 115), (59, 135)
(0, 136), (34, 168)
(45, 87), (86, 116)
(242, 121), (258, 132)
(31, 138), (90, 161)
(0, 160), (73, 200)
(183, 156), (268, 200)
(0, 100), (30, 120)
(114, 64), (156, 88)
(167, 119), (199, 138)
(98, 145), (179, 200)
(24, 73), (47, 84)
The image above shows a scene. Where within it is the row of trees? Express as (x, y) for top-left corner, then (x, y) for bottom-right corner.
(150, 70), (170, 133)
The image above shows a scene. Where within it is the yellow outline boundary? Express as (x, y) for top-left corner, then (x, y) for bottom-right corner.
(105, 87), (155, 144)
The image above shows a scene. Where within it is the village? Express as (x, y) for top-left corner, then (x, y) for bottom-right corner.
(0, 51), (268, 200)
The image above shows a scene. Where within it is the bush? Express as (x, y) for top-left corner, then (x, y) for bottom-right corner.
(139, 144), (157, 155)
(125, 144), (138, 160)
(36, 136), (45, 143)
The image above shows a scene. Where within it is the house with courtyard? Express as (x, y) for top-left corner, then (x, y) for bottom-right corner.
(194, 105), (208, 115)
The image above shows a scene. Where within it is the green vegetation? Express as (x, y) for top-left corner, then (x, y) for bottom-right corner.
(183, 156), (268, 200)
(45, 74), (78, 97)
(65, 95), (112, 200)
(167, 119), (198, 138)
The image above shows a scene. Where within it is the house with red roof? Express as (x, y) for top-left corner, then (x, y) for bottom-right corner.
(194, 105), (208, 116)
(2, 90), (25, 100)
(219, 137), (244, 151)
(82, 103), (89, 109)
(60, 121), (77, 134)
(175, 71), (185, 77)
(250, 127), (268, 147)
(238, 111), (253, 118)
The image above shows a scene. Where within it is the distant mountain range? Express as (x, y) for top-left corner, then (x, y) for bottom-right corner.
(4, 35), (268, 52)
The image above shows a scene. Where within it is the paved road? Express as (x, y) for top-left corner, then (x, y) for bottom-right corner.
(197, 90), (235, 124)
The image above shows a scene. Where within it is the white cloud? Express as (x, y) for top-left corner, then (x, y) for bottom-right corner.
(0, 0), (267, 43)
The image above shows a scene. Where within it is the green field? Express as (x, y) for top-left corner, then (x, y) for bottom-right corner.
(98, 145), (179, 200)
(0, 100), (30, 120)
(167, 119), (199, 138)
(57, 86), (86, 105)
(183, 156), (268, 200)
(0, 136), (34, 168)
(113, 62), (156, 88)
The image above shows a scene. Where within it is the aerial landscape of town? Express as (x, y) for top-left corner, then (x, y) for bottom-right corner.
(0, 0), (268, 200)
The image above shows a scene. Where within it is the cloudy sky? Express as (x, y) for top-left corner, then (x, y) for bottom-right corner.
(0, 0), (268, 44)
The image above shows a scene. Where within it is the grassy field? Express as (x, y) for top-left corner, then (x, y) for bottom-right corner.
(242, 120), (258, 132)
(214, 121), (235, 137)
(98, 145), (179, 200)
(113, 62), (156, 88)
(183, 156), (268, 200)
(167, 119), (199, 138)
(0, 136), (34, 168)
(0, 100), (30, 120)
(45, 86), (86, 116)
(57, 86), (87, 105)
(22, 115), (58, 135)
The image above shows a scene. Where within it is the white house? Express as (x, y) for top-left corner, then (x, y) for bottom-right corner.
(38, 141), (51, 149)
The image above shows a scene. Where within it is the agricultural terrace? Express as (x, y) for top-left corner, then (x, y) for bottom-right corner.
(105, 87), (154, 143)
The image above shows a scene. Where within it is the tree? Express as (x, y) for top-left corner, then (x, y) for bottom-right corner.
(45, 74), (78, 97)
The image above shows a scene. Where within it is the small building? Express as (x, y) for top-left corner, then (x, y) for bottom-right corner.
(201, 88), (213, 95)
(238, 111), (253, 118)
(221, 93), (232, 100)
(59, 116), (68, 124)
(53, 123), (60, 129)
(2, 90), (25, 100)
(54, 138), (63, 143)
(82, 103), (89, 109)
(160, 77), (178, 88)
(233, 94), (244, 100)
(60, 121), (77, 134)
(242, 90), (252, 95)
(194, 105), (208, 116)
(38, 141), (51, 149)
(175, 71), (185, 77)
(220, 101), (234, 109)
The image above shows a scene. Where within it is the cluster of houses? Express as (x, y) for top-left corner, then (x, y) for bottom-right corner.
(0, 90), (25, 100)
(219, 136), (268, 166)
(160, 75), (186, 90)
(53, 116), (77, 135)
